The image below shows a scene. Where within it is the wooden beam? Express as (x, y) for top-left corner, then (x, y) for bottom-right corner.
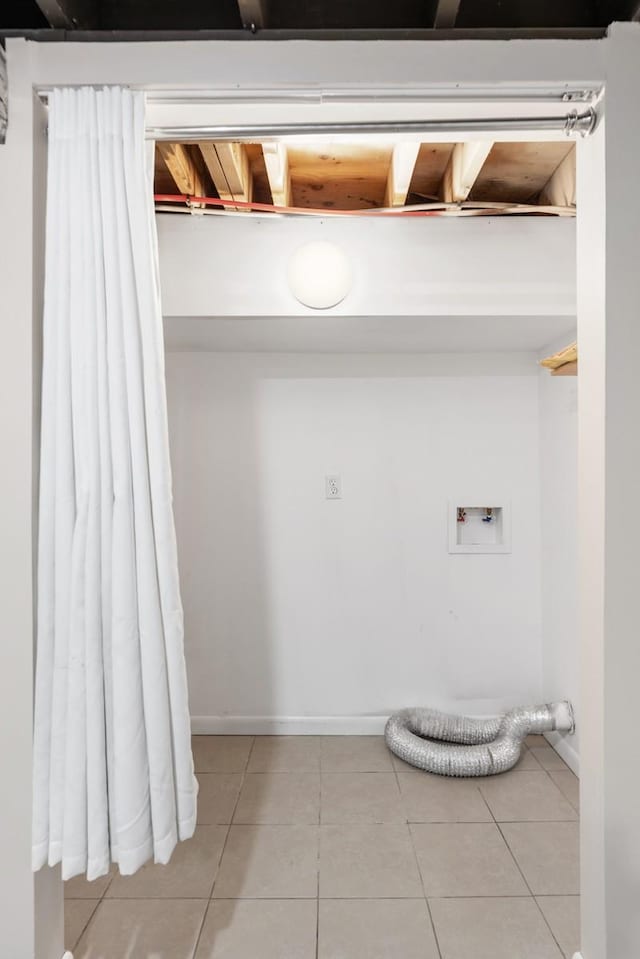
(551, 360), (578, 377)
(540, 341), (577, 371)
(237, 0), (268, 29)
(199, 143), (253, 210)
(34, 0), (97, 28)
(440, 141), (493, 203)
(433, 0), (461, 28)
(384, 142), (421, 207)
(262, 143), (292, 208)
(156, 143), (204, 203)
(539, 146), (576, 208)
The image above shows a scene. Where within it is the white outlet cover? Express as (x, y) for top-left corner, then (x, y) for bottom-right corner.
(325, 475), (342, 499)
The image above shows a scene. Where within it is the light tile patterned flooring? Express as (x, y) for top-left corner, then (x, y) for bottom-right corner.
(65, 734), (580, 959)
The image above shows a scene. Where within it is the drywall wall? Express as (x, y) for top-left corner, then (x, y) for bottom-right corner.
(538, 336), (579, 773)
(0, 43), (63, 959)
(0, 50), (37, 957)
(166, 351), (543, 731)
(157, 214), (576, 320)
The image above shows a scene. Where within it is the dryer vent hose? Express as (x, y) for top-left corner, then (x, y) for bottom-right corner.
(385, 701), (574, 777)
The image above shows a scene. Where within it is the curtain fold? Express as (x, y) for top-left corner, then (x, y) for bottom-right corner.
(32, 87), (197, 880)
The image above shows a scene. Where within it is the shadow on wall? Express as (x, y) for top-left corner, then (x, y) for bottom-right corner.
(166, 351), (276, 734)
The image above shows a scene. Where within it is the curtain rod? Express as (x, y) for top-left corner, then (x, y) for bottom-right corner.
(35, 86), (599, 104)
(147, 109), (597, 141)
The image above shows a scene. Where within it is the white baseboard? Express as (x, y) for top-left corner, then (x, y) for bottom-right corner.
(190, 715), (581, 779)
(191, 715), (388, 735)
(544, 730), (580, 776)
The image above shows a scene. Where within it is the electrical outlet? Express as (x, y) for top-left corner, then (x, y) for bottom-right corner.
(325, 475), (342, 499)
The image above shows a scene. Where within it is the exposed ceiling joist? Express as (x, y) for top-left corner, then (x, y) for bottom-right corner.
(199, 142), (253, 209)
(157, 142), (204, 199)
(262, 143), (291, 207)
(539, 147), (576, 207)
(384, 142), (421, 207)
(433, 0), (461, 29)
(440, 141), (494, 203)
(34, 0), (97, 28)
(237, 0), (268, 30)
(552, 360), (578, 376)
(155, 139), (578, 216)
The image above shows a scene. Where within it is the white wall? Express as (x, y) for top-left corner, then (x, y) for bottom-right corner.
(158, 214), (576, 320)
(538, 337), (579, 773)
(0, 55), (36, 957)
(158, 203), (575, 734)
(166, 351), (543, 732)
(0, 43), (63, 959)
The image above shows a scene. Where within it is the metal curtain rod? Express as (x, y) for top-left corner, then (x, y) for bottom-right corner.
(147, 109), (597, 141)
(35, 85), (600, 104)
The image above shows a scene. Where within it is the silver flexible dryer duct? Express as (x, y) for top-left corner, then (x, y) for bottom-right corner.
(385, 701), (575, 777)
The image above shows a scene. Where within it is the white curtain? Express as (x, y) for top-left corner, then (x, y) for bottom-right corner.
(32, 87), (197, 880)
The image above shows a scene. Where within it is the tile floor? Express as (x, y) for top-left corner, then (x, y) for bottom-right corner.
(65, 734), (580, 959)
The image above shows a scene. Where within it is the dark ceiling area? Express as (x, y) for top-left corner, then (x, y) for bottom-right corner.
(0, 0), (639, 36)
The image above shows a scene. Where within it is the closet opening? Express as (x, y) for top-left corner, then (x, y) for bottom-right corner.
(25, 63), (610, 958)
(61, 99), (585, 957)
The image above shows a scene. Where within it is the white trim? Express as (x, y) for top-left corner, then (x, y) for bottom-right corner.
(191, 715), (389, 735)
(63, 952), (74, 959)
(191, 712), (511, 735)
(571, 954), (583, 959)
(544, 730), (580, 776)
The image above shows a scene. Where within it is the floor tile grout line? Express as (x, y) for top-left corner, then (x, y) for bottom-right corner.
(69, 897), (100, 952)
(101, 869), (115, 899)
(406, 823), (444, 959)
(476, 771), (578, 825)
(72, 862), (114, 950)
(480, 770), (568, 953)
(208, 743), (252, 900)
(494, 818), (568, 957)
(90, 891), (572, 901)
(316, 774), (321, 900)
(230, 738), (255, 825)
(394, 758), (444, 959)
(190, 898), (212, 959)
(475, 779), (496, 821)
(541, 764), (581, 819)
(532, 891), (570, 957)
(534, 894), (577, 959)
(389, 755), (411, 825)
(205, 822), (232, 899)
(547, 767), (581, 813)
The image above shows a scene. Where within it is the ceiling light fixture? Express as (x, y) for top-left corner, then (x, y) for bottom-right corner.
(287, 241), (353, 310)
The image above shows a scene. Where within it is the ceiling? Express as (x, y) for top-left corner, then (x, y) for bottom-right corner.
(154, 139), (576, 215)
(1, 0), (638, 35)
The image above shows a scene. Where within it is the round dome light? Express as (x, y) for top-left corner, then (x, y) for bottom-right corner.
(287, 241), (353, 310)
